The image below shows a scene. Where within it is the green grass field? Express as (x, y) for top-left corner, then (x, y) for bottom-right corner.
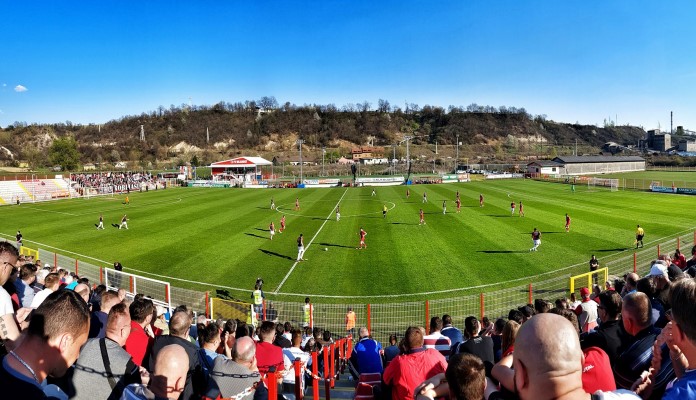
(1, 177), (694, 302)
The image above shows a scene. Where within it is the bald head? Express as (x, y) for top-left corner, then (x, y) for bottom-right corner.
(152, 344), (189, 399)
(74, 283), (90, 303)
(513, 313), (584, 399)
(625, 273), (639, 290)
(169, 310), (191, 338)
(359, 327), (369, 338)
(232, 336), (256, 363)
(622, 292), (651, 335)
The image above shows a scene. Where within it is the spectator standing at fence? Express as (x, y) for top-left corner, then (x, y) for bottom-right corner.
(119, 214), (129, 230)
(635, 225), (644, 248)
(0, 290), (90, 399)
(349, 327), (383, 379)
(252, 283), (264, 317)
(303, 297), (312, 329)
(345, 307), (356, 338)
(97, 214), (104, 230)
(589, 254), (600, 284)
(72, 302), (141, 400)
(383, 326), (447, 400)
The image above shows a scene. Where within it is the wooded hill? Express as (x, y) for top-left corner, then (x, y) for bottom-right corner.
(0, 100), (647, 168)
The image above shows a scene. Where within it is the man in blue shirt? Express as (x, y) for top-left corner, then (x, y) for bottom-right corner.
(348, 327), (383, 379)
(441, 314), (463, 348)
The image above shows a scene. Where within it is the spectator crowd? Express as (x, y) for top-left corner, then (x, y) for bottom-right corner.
(2, 240), (696, 399)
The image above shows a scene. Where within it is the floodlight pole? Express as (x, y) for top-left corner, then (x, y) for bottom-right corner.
(322, 147), (325, 177)
(297, 139), (305, 182)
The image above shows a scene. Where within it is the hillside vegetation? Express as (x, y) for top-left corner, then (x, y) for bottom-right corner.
(0, 99), (647, 169)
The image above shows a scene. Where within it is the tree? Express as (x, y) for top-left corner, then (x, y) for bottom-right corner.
(49, 137), (81, 170)
(191, 154), (200, 167)
(377, 99), (391, 113)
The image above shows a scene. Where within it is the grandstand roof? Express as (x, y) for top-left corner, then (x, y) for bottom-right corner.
(209, 157), (272, 167)
(552, 156), (644, 164)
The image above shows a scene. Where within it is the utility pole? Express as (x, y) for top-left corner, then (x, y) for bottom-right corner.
(456, 134), (459, 172)
(392, 145), (396, 175)
(206, 127), (209, 144)
(297, 139), (305, 182)
(322, 147), (326, 177)
(405, 136), (413, 174)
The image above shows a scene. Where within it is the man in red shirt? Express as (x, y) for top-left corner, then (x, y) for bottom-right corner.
(419, 209), (425, 225)
(456, 198), (461, 213)
(384, 326), (447, 400)
(479, 194), (484, 207)
(280, 215), (286, 233)
(124, 296), (155, 366)
(255, 321), (284, 376)
(565, 213), (571, 232)
(358, 228), (367, 249)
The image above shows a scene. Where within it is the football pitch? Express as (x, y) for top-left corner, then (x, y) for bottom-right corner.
(1, 179), (694, 302)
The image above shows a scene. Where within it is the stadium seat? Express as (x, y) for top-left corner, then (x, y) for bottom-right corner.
(355, 382), (374, 400)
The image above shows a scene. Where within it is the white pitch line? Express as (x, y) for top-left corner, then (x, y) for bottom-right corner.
(273, 188), (350, 294)
(19, 206), (78, 216)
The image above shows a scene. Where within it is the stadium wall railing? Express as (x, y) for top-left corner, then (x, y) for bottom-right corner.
(20, 230), (694, 344)
(531, 174), (696, 191)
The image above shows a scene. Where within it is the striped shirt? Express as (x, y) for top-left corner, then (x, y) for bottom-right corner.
(423, 332), (452, 359)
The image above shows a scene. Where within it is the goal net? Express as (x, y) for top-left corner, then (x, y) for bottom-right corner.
(588, 177), (619, 192)
(104, 268), (172, 311)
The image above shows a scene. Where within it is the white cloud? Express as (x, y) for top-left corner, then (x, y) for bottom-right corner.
(14, 85), (27, 92)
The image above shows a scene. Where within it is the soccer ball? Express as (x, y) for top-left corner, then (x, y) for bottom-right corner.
(324, 247), (328, 251)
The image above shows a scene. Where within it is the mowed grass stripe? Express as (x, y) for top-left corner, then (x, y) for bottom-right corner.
(1, 179), (694, 301)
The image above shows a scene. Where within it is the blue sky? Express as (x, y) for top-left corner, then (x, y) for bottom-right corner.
(2, 1), (696, 132)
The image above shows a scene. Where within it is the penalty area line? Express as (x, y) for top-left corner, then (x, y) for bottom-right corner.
(273, 188), (350, 294)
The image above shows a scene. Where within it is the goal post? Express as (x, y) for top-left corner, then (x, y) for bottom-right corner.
(588, 177), (619, 192)
(570, 267), (608, 295)
(104, 268), (172, 311)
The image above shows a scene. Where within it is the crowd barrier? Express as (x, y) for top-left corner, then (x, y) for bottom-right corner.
(12, 230), (692, 344)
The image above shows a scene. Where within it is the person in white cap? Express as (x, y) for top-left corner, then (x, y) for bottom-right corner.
(648, 261), (672, 311)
